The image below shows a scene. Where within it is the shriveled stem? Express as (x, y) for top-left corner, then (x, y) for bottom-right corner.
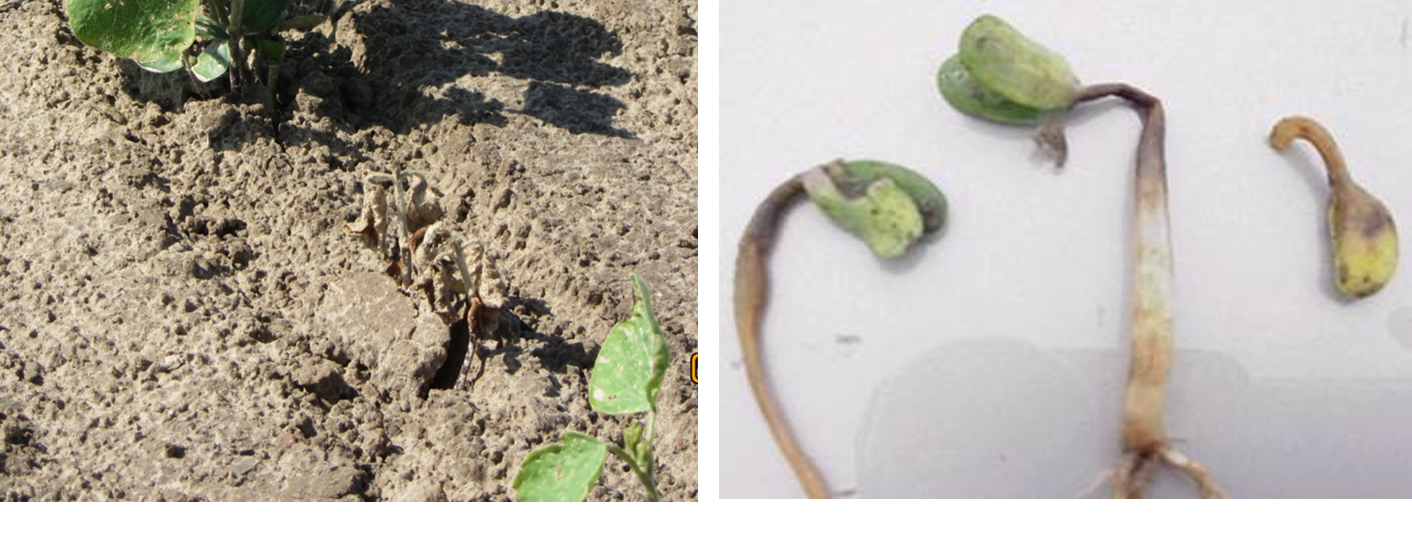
(1073, 83), (1223, 498)
(394, 170), (422, 286)
(1076, 83), (1171, 455)
(446, 231), (481, 302)
(1269, 116), (1353, 190)
(734, 176), (833, 499)
(366, 171), (410, 282)
(448, 231), (483, 392)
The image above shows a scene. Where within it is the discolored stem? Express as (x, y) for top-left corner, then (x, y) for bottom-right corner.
(393, 170), (415, 287)
(1269, 116), (1353, 190)
(1076, 83), (1171, 455)
(733, 176), (833, 499)
(1073, 83), (1223, 498)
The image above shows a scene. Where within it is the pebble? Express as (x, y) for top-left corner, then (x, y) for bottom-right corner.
(230, 456), (259, 476)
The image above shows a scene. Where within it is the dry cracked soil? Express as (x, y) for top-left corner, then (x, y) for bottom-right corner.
(0, 0), (697, 501)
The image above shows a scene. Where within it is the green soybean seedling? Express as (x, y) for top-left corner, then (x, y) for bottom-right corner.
(734, 160), (947, 498)
(938, 14), (1222, 498)
(514, 275), (671, 502)
(64, 0), (326, 103)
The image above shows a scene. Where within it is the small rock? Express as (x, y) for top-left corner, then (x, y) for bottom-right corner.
(156, 355), (184, 373)
(292, 363), (352, 403)
(230, 456), (259, 476)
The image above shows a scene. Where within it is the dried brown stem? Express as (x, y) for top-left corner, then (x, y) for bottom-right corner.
(734, 175), (833, 499)
(1074, 83), (1223, 498)
(1269, 116), (1353, 190)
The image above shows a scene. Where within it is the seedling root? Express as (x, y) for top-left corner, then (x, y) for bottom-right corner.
(1110, 447), (1224, 498)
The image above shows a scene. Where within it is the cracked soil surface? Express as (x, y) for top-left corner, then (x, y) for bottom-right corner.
(0, 0), (697, 501)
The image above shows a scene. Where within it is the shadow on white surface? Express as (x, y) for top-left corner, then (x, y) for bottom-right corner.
(857, 338), (1412, 498)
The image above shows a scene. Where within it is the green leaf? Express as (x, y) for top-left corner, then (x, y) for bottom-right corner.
(65, 0), (201, 73)
(240, 0), (288, 34)
(839, 161), (948, 236)
(589, 275), (670, 415)
(938, 54), (1044, 125)
(195, 15), (229, 40)
(136, 57), (181, 73)
(513, 432), (607, 502)
(191, 39), (230, 83)
(802, 161), (947, 259)
(279, 13), (327, 32)
(958, 14), (1079, 110)
(806, 175), (921, 259)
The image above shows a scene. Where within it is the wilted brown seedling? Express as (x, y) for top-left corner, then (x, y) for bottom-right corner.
(939, 15), (1223, 498)
(346, 167), (507, 391)
(345, 168), (445, 282)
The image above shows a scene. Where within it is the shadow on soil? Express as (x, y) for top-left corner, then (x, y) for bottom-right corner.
(111, 0), (633, 149)
(430, 296), (597, 392)
(341, 0), (632, 137)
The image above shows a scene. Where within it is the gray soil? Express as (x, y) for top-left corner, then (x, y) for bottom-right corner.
(0, 0), (697, 501)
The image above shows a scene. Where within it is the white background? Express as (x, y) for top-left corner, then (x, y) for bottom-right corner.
(721, 0), (1412, 498)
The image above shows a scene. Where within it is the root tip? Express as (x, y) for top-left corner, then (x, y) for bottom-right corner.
(1108, 447), (1226, 499)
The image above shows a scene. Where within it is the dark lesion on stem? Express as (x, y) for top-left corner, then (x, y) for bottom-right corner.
(1070, 82), (1224, 498)
(1038, 83), (1165, 172)
(1074, 82), (1167, 182)
(733, 176), (834, 499)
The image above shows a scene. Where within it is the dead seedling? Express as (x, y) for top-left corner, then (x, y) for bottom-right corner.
(939, 14), (1222, 498)
(345, 166), (507, 391)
